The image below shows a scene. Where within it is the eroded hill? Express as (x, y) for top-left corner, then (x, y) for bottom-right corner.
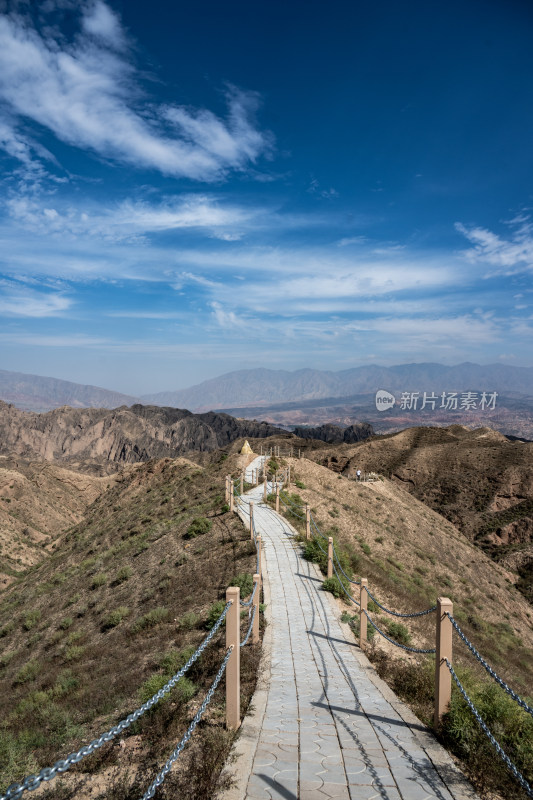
(0, 401), (288, 465)
(313, 425), (533, 601)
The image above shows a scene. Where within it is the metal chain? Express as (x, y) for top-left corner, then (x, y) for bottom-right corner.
(0, 602), (232, 800)
(139, 647), (233, 800)
(311, 532), (328, 556)
(239, 581), (258, 608)
(331, 559), (360, 606)
(445, 659), (533, 798)
(447, 614), (533, 718)
(240, 605), (257, 647)
(362, 610), (436, 654)
(366, 587), (437, 618)
(310, 515), (328, 539)
(332, 542), (360, 585)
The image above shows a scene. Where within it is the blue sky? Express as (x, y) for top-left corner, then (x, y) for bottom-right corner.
(0, 0), (532, 396)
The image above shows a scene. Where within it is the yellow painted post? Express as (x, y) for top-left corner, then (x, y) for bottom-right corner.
(252, 573), (260, 644)
(226, 587), (240, 730)
(249, 501), (254, 540)
(327, 537), (333, 579)
(275, 482), (280, 513)
(360, 579), (368, 648)
(229, 481), (234, 513)
(435, 597), (453, 727)
(305, 504), (310, 540)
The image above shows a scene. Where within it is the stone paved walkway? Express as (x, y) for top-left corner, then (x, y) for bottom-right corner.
(230, 456), (478, 800)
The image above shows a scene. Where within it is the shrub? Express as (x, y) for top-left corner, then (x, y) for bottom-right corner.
(177, 611), (200, 631)
(384, 620), (411, 645)
(205, 600), (227, 630)
(22, 611), (40, 631)
(159, 645), (196, 676)
(90, 572), (107, 590)
(14, 659), (39, 684)
(116, 566), (132, 583)
(138, 673), (197, 707)
(102, 607), (130, 630)
(294, 479), (306, 489)
(132, 607), (170, 634)
(229, 573), (253, 598)
(322, 577), (347, 599)
(361, 542), (371, 556)
(59, 617), (73, 630)
(184, 517), (212, 539)
(64, 646), (85, 662)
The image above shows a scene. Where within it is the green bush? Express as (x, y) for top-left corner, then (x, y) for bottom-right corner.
(59, 617), (73, 630)
(90, 572), (107, 590)
(205, 600), (227, 630)
(177, 611), (201, 630)
(322, 576), (348, 599)
(184, 517), (213, 539)
(384, 620), (411, 645)
(132, 607), (170, 633)
(102, 606), (130, 630)
(14, 659), (39, 684)
(159, 645), (196, 676)
(116, 566), (133, 583)
(22, 610), (40, 631)
(294, 479), (306, 489)
(229, 573), (253, 598)
(442, 668), (533, 798)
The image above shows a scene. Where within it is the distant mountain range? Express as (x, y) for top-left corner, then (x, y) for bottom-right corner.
(2, 363), (533, 413)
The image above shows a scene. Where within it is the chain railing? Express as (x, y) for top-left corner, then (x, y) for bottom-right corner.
(366, 587), (436, 618)
(445, 659), (533, 799)
(240, 605), (257, 648)
(362, 609), (436, 654)
(447, 613), (533, 718)
(0, 602), (232, 800)
(140, 647), (233, 800)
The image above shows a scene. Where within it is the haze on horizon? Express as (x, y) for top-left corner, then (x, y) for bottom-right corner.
(0, 0), (532, 397)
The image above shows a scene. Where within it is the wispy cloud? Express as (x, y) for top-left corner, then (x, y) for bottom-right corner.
(0, 280), (72, 316)
(456, 215), (533, 275)
(0, 4), (273, 182)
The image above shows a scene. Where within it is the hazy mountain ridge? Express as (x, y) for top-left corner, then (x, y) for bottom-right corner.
(0, 401), (288, 465)
(3, 363), (533, 415)
(141, 362), (533, 410)
(0, 369), (138, 412)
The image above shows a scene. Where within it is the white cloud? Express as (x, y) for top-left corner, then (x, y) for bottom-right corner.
(0, 7), (273, 182)
(210, 301), (249, 329)
(0, 286), (72, 316)
(456, 217), (533, 275)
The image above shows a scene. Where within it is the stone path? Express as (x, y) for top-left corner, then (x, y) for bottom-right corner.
(229, 456), (478, 800)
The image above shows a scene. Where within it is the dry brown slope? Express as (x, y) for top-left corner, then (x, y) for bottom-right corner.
(0, 456), (116, 588)
(0, 450), (260, 798)
(287, 456), (533, 693)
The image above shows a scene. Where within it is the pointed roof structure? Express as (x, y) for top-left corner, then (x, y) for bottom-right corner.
(240, 440), (253, 454)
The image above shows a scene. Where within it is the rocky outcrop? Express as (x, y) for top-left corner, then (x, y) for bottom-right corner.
(293, 422), (374, 444)
(0, 401), (288, 465)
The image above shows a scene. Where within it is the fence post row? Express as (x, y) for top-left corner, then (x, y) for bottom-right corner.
(226, 587), (240, 730)
(360, 578), (368, 649)
(435, 597), (453, 727)
(327, 537), (333, 579)
(252, 573), (260, 644)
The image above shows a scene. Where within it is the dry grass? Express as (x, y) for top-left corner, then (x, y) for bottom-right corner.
(0, 451), (262, 797)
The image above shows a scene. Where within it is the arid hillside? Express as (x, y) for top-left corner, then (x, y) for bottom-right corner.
(313, 425), (533, 600)
(0, 456), (116, 588)
(0, 449), (261, 798)
(0, 401), (288, 465)
(282, 456), (533, 691)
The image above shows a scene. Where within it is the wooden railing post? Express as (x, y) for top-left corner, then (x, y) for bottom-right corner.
(287, 464), (291, 488)
(226, 587), (240, 730)
(229, 481), (234, 513)
(225, 475), (230, 504)
(305, 504), (310, 540)
(263, 475), (267, 502)
(275, 482), (280, 513)
(327, 537), (333, 579)
(435, 597), (453, 727)
(240, 472), (244, 495)
(257, 535), (262, 581)
(252, 573), (260, 644)
(249, 501), (254, 540)
(360, 578), (368, 649)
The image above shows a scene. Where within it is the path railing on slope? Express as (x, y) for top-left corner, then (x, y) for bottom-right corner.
(2, 495), (264, 800)
(256, 458), (533, 799)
